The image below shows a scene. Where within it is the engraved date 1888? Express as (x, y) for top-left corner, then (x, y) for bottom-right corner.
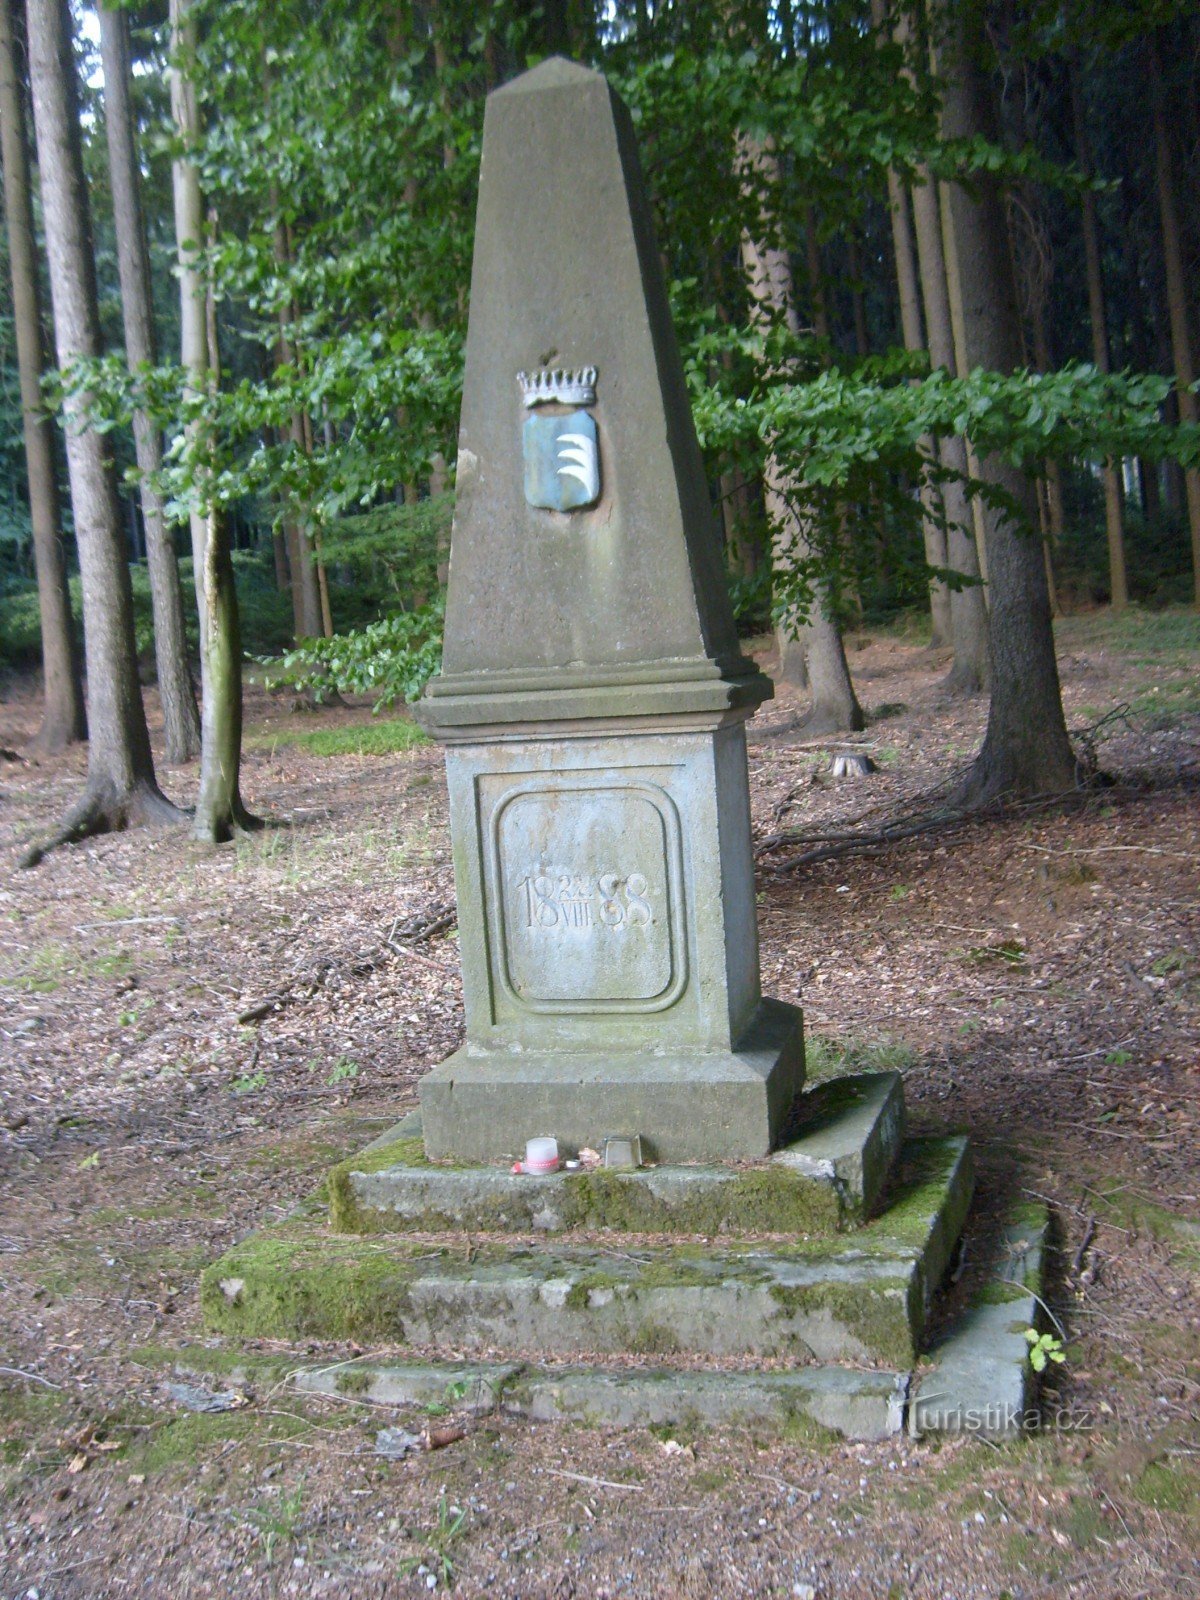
(517, 872), (652, 932)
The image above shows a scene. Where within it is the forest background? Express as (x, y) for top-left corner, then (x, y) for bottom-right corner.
(1, 0), (1199, 843)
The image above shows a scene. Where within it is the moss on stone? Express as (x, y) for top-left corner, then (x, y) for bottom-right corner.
(327, 1136), (432, 1232)
(768, 1275), (917, 1368)
(334, 1158), (848, 1238)
(630, 1322), (680, 1355)
(335, 1368), (374, 1396)
(200, 1232), (427, 1340)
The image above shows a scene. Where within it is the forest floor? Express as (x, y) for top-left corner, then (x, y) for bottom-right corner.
(0, 606), (1197, 1600)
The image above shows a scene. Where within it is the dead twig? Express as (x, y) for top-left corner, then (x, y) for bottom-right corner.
(1071, 1216), (1097, 1280)
(542, 1468), (644, 1492)
(0, 1366), (61, 1389)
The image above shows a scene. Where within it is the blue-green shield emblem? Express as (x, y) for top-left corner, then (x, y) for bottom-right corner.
(523, 410), (600, 512)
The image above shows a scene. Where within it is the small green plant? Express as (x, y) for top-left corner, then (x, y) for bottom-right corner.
(231, 1070), (267, 1095)
(888, 884), (910, 901)
(1025, 1328), (1066, 1374)
(326, 1056), (359, 1086)
(242, 1478), (305, 1566)
(965, 938), (1028, 968)
(1150, 949), (1188, 977)
(400, 1494), (469, 1588)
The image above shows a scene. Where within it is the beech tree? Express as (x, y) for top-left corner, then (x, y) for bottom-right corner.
(169, 0), (256, 842)
(21, 0), (179, 866)
(936, 0), (1075, 803)
(738, 133), (863, 732)
(0, 0), (83, 751)
(99, 0), (201, 764)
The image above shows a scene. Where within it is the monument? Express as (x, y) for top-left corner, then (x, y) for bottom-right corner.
(417, 56), (804, 1163)
(201, 60), (1045, 1445)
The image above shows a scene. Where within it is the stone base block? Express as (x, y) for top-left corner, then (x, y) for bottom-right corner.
(331, 1071), (903, 1236)
(417, 997), (804, 1164)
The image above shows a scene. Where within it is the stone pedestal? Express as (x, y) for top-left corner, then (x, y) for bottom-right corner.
(419, 714), (802, 1159)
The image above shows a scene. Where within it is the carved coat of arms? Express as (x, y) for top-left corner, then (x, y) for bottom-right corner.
(518, 366), (601, 512)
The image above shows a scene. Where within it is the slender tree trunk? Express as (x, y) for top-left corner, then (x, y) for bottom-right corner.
(889, 177), (953, 647)
(99, 2), (200, 761)
(739, 140), (862, 729)
(867, 0), (953, 653)
(270, 207), (322, 639)
(910, 168), (989, 692)
(1028, 304), (1063, 617)
(170, 0), (256, 842)
(0, 0), (84, 751)
(938, 0), (1075, 803)
(847, 230), (869, 359)
(936, 171), (990, 591)
(301, 405), (333, 637)
(1071, 63), (1126, 607)
(22, 0), (179, 865)
(1148, 31), (1200, 603)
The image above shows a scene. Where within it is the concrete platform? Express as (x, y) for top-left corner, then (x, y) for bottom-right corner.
(331, 1072), (905, 1236)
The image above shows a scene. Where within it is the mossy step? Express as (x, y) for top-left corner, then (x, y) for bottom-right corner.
(293, 1358), (908, 1441)
(329, 1072), (904, 1236)
(202, 1136), (971, 1369)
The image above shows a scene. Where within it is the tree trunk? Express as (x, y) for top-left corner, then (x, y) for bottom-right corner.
(938, 0), (1075, 804)
(0, 0), (84, 751)
(170, 0), (256, 843)
(868, 1), (952, 653)
(936, 171), (990, 591)
(1071, 63), (1127, 607)
(270, 207), (322, 640)
(910, 168), (989, 692)
(21, 0), (180, 866)
(738, 139), (861, 728)
(1027, 304), (1063, 618)
(1148, 31), (1200, 603)
(99, 2), (200, 762)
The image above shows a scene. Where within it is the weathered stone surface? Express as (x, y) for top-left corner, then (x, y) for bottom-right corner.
(909, 1207), (1050, 1439)
(293, 1361), (523, 1415)
(418, 722), (804, 1162)
(773, 1071), (905, 1221)
(204, 1137), (969, 1369)
(295, 1358), (907, 1440)
(331, 1072), (902, 1236)
(410, 59), (800, 1164)
(422, 56), (768, 721)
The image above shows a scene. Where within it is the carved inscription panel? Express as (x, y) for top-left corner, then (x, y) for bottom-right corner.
(489, 780), (686, 1012)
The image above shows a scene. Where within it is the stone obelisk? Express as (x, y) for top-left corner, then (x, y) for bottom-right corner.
(417, 58), (804, 1161)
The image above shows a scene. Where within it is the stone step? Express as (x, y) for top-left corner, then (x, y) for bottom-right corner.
(293, 1359), (909, 1442)
(910, 1205), (1052, 1439)
(203, 1135), (971, 1369)
(329, 1072), (904, 1237)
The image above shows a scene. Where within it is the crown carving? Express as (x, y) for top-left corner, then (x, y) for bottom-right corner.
(517, 365), (598, 408)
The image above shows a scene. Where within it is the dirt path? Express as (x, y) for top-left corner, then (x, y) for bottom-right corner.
(0, 612), (1197, 1599)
